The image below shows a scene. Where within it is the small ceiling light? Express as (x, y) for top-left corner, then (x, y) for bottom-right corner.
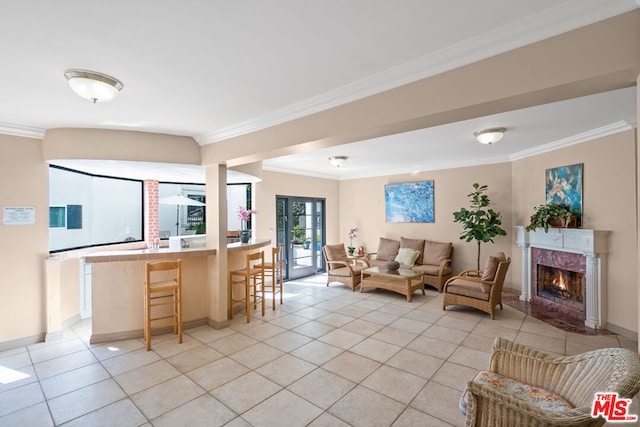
(328, 156), (348, 168)
(64, 69), (123, 103)
(474, 127), (506, 145)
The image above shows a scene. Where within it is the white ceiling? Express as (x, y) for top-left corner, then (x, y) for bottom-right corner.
(0, 1), (637, 181)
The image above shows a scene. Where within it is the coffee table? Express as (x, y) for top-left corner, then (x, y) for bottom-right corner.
(360, 267), (425, 302)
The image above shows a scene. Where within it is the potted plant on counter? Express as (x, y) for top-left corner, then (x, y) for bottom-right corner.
(525, 203), (573, 233)
(238, 206), (256, 243)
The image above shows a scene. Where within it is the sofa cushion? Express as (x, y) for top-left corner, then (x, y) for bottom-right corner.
(395, 247), (420, 266)
(445, 278), (490, 300)
(367, 258), (387, 269)
(412, 264), (452, 276)
(376, 238), (400, 261)
(422, 241), (452, 266)
(459, 370), (573, 415)
(400, 237), (425, 265)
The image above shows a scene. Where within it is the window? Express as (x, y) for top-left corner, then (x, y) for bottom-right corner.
(158, 183), (206, 237)
(228, 183), (252, 232)
(49, 166), (143, 252)
(49, 206), (66, 228)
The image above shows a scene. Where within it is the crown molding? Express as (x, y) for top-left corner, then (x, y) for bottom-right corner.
(509, 120), (634, 161)
(0, 122), (46, 139)
(196, 0), (638, 145)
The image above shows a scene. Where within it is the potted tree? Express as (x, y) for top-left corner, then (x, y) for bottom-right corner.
(525, 203), (573, 233)
(453, 183), (507, 270)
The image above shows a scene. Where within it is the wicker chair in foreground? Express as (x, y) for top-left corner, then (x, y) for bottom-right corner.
(442, 254), (510, 319)
(322, 244), (368, 291)
(460, 337), (640, 427)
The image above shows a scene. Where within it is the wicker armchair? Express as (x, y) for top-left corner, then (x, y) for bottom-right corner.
(322, 244), (368, 291)
(461, 337), (640, 427)
(442, 256), (510, 319)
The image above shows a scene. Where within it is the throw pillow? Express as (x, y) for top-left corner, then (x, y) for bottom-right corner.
(395, 247), (420, 266)
(422, 241), (452, 265)
(481, 256), (500, 282)
(400, 237), (425, 265)
(376, 237), (400, 261)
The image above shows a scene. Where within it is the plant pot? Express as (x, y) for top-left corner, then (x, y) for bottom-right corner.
(240, 230), (250, 243)
(548, 217), (567, 228)
(302, 241), (310, 249)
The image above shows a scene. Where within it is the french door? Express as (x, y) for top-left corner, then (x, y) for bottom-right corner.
(276, 196), (325, 280)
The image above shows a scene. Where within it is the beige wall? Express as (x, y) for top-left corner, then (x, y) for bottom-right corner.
(43, 128), (200, 165)
(0, 134), (49, 343)
(511, 130), (638, 333)
(339, 162), (513, 284)
(254, 171), (341, 245)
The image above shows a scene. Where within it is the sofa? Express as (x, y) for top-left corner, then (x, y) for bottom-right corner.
(365, 237), (453, 292)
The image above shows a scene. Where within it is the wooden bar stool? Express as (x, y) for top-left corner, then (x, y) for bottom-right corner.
(144, 260), (182, 351)
(262, 246), (283, 310)
(229, 251), (265, 323)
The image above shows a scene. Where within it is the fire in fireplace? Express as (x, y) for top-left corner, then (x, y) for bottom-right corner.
(537, 264), (584, 311)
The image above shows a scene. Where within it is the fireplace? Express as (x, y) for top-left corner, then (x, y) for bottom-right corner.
(515, 227), (609, 329)
(536, 264), (584, 312)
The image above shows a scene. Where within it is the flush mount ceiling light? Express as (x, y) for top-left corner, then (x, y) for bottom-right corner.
(474, 127), (506, 145)
(329, 156), (348, 168)
(64, 69), (123, 103)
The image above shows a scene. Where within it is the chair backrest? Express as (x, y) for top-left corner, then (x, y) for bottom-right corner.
(146, 260), (181, 289)
(247, 251), (264, 270)
(490, 258), (511, 294)
(272, 246), (282, 264)
(322, 244), (348, 270)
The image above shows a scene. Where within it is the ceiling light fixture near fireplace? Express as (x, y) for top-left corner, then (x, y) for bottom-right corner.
(474, 127), (506, 145)
(329, 156), (348, 168)
(64, 69), (124, 103)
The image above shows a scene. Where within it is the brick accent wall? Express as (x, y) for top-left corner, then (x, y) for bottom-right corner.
(144, 180), (159, 247)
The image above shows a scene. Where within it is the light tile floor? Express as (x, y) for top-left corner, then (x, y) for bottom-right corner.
(1, 274), (638, 426)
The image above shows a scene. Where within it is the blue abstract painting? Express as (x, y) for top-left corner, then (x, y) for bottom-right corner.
(546, 163), (583, 226)
(385, 181), (435, 223)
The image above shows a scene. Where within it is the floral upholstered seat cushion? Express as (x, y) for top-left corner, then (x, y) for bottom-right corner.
(459, 371), (574, 415)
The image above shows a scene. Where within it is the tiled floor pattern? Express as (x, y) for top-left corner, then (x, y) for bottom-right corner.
(1, 275), (638, 426)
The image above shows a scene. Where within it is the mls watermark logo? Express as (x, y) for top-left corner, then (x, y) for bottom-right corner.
(592, 392), (638, 422)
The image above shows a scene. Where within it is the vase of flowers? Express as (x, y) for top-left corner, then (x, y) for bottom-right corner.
(348, 227), (358, 255)
(238, 206), (256, 243)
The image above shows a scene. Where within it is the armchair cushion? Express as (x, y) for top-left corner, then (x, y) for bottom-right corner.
(481, 252), (507, 282)
(400, 237), (425, 265)
(422, 241), (452, 265)
(376, 238), (400, 261)
(330, 265), (365, 277)
(445, 278), (490, 300)
(395, 247), (420, 266)
(459, 371), (574, 416)
(324, 244), (348, 264)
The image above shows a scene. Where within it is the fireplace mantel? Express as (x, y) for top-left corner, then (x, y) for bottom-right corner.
(515, 226), (609, 329)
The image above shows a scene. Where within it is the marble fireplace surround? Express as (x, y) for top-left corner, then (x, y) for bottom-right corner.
(515, 226), (609, 329)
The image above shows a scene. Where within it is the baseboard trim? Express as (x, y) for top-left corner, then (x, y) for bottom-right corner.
(0, 333), (46, 352)
(89, 318), (209, 345)
(62, 313), (82, 330)
(208, 318), (231, 330)
(605, 323), (638, 341)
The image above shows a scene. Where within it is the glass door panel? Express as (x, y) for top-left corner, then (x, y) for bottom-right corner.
(277, 196), (325, 280)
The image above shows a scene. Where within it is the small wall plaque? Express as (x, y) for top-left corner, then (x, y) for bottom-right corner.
(3, 207), (36, 225)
